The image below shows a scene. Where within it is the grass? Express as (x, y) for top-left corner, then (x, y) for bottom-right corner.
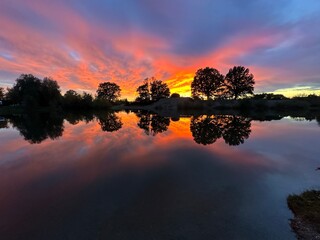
(287, 190), (320, 234)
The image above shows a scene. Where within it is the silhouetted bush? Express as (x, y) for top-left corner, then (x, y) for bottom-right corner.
(170, 93), (180, 98)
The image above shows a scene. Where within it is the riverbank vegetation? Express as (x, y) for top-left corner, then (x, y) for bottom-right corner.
(1, 66), (320, 114)
(288, 190), (320, 239)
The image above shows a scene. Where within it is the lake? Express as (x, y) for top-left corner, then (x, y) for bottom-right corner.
(0, 111), (319, 239)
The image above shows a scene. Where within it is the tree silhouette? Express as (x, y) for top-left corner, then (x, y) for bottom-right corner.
(97, 113), (123, 132)
(40, 77), (62, 106)
(136, 80), (151, 103)
(5, 74), (61, 108)
(191, 67), (224, 100)
(150, 80), (170, 101)
(190, 115), (223, 145)
(9, 113), (64, 144)
(96, 82), (121, 102)
(222, 116), (251, 146)
(136, 112), (170, 136)
(63, 90), (94, 109)
(136, 111), (151, 135)
(0, 87), (4, 99)
(225, 66), (255, 99)
(150, 115), (170, 135)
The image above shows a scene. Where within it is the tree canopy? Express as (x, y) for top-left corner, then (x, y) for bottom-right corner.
(136, 77), (170, 102)
(136, 80), (151, 103)
(6, 74), (61, 107)
(225, 66), (255, 99)
(150, 79), (170, 101)
(96, 82), (121, 102)
(191, 67), (224, 100)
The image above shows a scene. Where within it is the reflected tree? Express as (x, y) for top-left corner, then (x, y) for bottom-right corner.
(9, 113), (64, 144)
(190, 115), (252, 146)
(222, 116), (251, 146)
(151, 115), (170, 135)
(97, 112), (123, 132)
(190, 115), (223, 145)
(0, 118), (9, 129)
(136, 111), (170, 136)
(64, 112), (95, 125)
(136, 111), (151, 135)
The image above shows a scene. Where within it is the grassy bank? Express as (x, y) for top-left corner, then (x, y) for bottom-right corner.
(287, 190), (320, 239)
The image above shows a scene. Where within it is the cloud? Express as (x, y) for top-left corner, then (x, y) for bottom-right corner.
(0, 0), (319, 98)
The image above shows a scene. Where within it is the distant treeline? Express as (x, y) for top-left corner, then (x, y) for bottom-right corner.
(0, 66), (319, 110)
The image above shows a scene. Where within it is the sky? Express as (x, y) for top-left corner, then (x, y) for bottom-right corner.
(0, 0), (320, 99)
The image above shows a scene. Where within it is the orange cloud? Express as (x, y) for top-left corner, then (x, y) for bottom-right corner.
(0, 1), (285, 99)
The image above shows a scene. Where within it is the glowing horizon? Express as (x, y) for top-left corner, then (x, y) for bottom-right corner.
(0, 1), (319, 100)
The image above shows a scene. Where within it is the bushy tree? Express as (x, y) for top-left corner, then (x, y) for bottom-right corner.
(225, 66), (255, 99)
(136, 80), (151, 103)
(40, 77), (62, 106)
(150, 80), (170, 101)
(191, 67), (224, 100)
(170, 93), (180, 98)
(81, 92), (93, 107)
(62, 90), (93, 109)
(5, 74), (61, 107)
(96, 82), (121, 102)
(63, 90), (82, 108)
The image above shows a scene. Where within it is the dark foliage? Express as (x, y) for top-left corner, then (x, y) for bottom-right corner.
(136, 80), (151, 103)
(150, 79), (170, 101)
(0, 118), (9, 128)
(288, 190), (320, 237)
(9, 112), (64, 144)
(190, 115), (251, 146)
(170, 93), (180, 98)
(5, 74), (61, 108)
(190, 115), (223, 145)
(136, 111), (170, 136)
(222, 116), (251, 145)
(225, 66), (255, 99)
(191, 67), (224, 100)
(62, 90), (93, 109)
(97, 112), (123, 132)
(96, 82), (121, 102)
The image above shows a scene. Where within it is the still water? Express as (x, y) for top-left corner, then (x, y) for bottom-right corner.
(0, 111), (319, 239)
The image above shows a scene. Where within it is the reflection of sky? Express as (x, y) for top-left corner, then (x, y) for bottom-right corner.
(0, 1), (320, 98)
(0, 113), (320, 239)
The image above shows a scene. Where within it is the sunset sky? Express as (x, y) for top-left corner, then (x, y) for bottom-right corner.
(0, 0), (319, 99)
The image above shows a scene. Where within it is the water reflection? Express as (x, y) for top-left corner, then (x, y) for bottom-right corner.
(7, 113), (64, 144)
(222, 115), (251, 146)
(97, 112), (123, 132)
(190, 115), (251, 146)
(136, 111), (170, 136)
(1, 111), (320, 239)
(2, 111), (320, 145)
(64, 111), (95, 125)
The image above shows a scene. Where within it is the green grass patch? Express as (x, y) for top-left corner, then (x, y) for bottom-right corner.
(288, 190), (320, 233)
